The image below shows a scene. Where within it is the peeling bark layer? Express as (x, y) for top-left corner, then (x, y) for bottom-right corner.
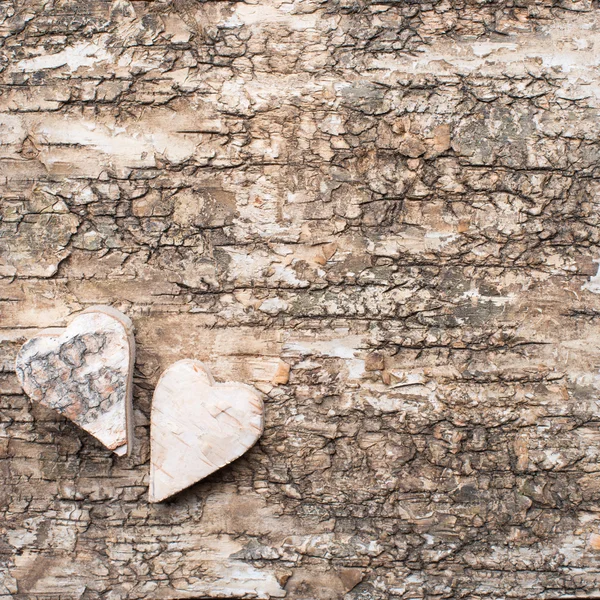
(2, 0), (600, 598)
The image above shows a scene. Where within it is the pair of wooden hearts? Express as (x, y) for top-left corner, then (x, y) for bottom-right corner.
(15, 306), (264, 502)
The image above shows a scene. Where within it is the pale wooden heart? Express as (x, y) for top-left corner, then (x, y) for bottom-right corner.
(149, 359), (264, 503)
(15, 306), (135, 456)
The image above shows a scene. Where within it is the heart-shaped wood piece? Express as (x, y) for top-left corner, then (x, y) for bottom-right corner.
(15, 306), (135, 456)
(149, 359), (264, 503)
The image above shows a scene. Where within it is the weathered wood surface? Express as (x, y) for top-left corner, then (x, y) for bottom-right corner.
(2, 0), (600, 598)
(150, 359), (263, 503)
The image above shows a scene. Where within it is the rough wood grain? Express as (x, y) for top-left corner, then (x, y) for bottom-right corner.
(150, 359), (263, 503)
(2, 0), (600, 598)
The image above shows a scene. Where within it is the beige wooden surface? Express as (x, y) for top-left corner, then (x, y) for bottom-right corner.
(2, 0), (600, 598)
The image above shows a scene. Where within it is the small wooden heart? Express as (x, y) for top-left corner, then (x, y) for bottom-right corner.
(149, 359), (264, 503)
(15, 306), (135, 456)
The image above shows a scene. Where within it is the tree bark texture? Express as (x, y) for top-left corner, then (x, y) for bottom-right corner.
(1, 0), (600, 598)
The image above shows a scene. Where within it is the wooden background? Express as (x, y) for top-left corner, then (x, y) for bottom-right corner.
(2, 0), (600, 597)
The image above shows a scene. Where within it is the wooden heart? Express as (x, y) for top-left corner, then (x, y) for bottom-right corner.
(15, 306), (135, 456)
(149, 359), (264, 503)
